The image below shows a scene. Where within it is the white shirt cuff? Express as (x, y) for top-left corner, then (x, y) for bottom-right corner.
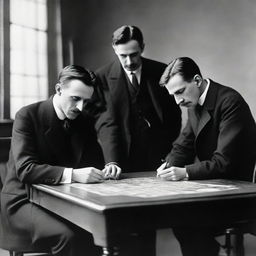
(60, 168), (73, 183)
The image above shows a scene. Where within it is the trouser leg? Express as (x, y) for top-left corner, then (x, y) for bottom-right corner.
(172, 227), (220, 256)
(120, 231), (156, 256)
(31, 204), (100, 256)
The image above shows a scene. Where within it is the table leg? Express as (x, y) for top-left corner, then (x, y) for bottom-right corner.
(102, 246), (119, 256)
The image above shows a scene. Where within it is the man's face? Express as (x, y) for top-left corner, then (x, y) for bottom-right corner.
(113, 40), (144, 72)
(165, 74), (201, 108)
(56, 79), (94, 120)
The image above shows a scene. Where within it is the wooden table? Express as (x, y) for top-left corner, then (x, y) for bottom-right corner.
(29, 172), (256, 255)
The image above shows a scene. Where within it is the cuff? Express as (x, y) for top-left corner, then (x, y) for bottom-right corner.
(105, 162), (119, 167)
(60, 168), (73, 183)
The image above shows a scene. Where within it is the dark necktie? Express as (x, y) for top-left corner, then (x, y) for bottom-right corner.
(196, 104), (203, 118)
(63, 118), (72, 134)
(130, 72), (139, 94)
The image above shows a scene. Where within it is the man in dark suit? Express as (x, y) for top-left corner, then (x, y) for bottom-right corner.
(95, 25), (182, 179)
(1, 65), (104, 256)
(95, 24), (181, 256)
(157, 57), (256, 256)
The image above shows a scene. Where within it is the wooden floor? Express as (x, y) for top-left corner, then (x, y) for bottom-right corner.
(1, 229), (256, 256)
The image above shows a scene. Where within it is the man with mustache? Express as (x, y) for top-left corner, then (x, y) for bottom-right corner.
(1, 65), (104, 256)
(95, 25), (182, 256)
(96, 25), (181, 178)
(157, 57), (256, 256)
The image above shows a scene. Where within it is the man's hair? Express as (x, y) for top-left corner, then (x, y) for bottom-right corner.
(112, 25), (144, 49)
(159, 57), (202, 87)
(58, 65), (96, 87)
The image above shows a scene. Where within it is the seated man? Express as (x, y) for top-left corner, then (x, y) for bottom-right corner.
(157, 57), (256, 256)
(1, 65), (104, 256)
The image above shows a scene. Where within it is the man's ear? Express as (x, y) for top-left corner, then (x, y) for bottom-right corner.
(55, 83), (62, 95)
(193, 74), (202, 87)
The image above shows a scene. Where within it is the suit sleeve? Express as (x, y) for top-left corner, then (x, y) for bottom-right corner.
(165, 115), (196, 167)
(94, 73), (123, 165)
(11, 109), (64, 185)
(95, 105), (122, 164)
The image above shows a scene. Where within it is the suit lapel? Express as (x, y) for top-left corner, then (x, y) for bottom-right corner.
(108, 60), (131, 154)
(195, 80), (218, 137)
(108, 60), (130, 106)
(42, 99), (70, 161)
(197, 109), (211, 136)
(141, 58), (163, 123)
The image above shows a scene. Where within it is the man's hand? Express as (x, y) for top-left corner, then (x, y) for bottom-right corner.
(102, 163), (122, 180)
(72, 167), (104, 183)
(157, 165), (187, 181)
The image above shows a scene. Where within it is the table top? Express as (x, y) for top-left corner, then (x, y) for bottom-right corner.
(29, 172), (256, 247)
(30, 172), (256, 212)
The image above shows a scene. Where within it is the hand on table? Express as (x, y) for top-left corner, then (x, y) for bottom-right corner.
(157, 164), (187, 181)
(72, 167), (104, 183)
(102, 163), (122, 180)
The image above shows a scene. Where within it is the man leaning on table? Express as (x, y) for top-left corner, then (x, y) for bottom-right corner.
(95, 25), (182, 177)
(157, 57), (256, 256)
(1, 65), (104, 256)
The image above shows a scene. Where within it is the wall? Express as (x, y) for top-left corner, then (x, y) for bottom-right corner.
(61, 0), (256, 119)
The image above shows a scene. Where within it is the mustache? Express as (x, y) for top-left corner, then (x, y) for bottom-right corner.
(125, 64), (137, 69)
(72, 109), (81, 114)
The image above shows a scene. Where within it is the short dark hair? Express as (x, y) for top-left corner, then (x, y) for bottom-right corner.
(112, 25), (144, 49)
(58, 65), (96, 87)
(159, 57), (202, 87)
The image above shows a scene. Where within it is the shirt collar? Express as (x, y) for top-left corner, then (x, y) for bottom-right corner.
(198, 78), (210, 106)
(123, 65), (142, 83)
(53, 94), (66, 120)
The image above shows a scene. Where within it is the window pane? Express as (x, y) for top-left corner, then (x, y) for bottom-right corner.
(10, 0), (37, 29)
(11, 97), (25, 118)
(37, 2), (47, 31)
(24, 51), (37, 76)
(26, 76), (39, 97)
(10, 24), (24, 51)
(38, 77), (48, 98)
(38, 31), (47, 54)
(10, 49), (26, 74)
(38, 53), (47, 75)
(10, 0), (27, 25)
(10, 0), (48, 119)
(24, 28), (37, 53)
(10, 75), (25, 97)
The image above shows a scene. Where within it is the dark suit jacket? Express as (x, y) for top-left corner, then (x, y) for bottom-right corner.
(166, 80), (256, 181)
(96, 57), (181, 170)
(1, 97), (103, 245)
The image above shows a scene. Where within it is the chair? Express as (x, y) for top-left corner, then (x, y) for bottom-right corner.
(219, 166), (256, 256)
(0, 120), (51, 256)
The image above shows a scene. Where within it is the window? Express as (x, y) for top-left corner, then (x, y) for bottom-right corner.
(0, 0), (62, 120)
(10, 0), (48, 118)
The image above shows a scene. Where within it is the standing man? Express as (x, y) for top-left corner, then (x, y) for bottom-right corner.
(157, 57), (256, 256)
(96, 25), (181, 178)
(1, 65), (104, 256)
